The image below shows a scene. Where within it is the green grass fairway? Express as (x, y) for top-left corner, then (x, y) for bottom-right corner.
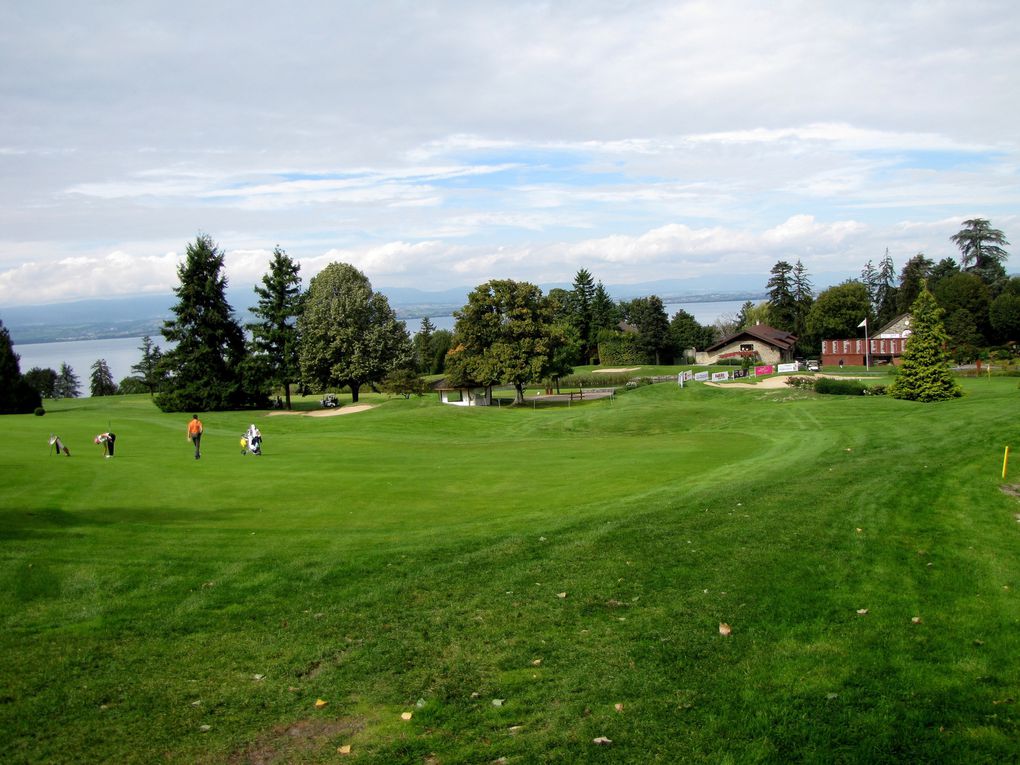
(3, 379), (1020, 763)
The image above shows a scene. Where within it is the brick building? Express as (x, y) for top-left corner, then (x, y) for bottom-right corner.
(821, 314), (912, 367)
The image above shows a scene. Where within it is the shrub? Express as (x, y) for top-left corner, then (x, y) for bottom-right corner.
(784, 376), (814, 389)
(34, 407), (45, 416)
(814, 377), (868, 396)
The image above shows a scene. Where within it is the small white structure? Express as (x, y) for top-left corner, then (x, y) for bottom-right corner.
(433, 378), (493, 406)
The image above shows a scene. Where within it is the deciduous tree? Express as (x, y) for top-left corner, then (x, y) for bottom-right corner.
(805, 281), (872, 343)
(447, 279), (564, 404)
(298, 262), (412, 403)
(23, 367), (57, 399)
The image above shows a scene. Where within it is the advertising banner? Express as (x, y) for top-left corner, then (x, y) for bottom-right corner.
(732, 369), (748, 378)
(711, 371), (730, 382)
(694, 371), (710, 382)
(754, 365), (774, 376)
(777, 362), (799, 373)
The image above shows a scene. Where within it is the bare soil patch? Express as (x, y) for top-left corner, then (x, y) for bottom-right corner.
(228, 717), (364, 764)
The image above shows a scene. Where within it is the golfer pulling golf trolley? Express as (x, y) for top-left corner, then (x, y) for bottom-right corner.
(240, 424), (262, 456)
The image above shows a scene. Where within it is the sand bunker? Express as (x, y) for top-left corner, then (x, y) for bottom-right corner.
(594, 367), (640, 373)
(266, 404), (377, 417)
(705, 374), (869, 389)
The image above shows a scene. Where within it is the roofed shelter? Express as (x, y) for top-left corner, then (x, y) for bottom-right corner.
(695, 324), (798, 366)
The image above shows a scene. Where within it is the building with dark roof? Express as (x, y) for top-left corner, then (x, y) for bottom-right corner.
(696, 324), (798, 365)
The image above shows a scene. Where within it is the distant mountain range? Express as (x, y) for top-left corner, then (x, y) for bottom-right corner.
(3, 276), (771, 345)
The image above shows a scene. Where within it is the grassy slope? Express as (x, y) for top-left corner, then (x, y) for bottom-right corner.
(1, 380), (1019, 763)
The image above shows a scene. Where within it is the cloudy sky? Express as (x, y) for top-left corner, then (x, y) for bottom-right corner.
(1, 1), (1017, 306)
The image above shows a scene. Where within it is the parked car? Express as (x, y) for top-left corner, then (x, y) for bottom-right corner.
(806, 359), (821, 371)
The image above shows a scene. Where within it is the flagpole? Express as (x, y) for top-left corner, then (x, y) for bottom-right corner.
(864, 319), (870, 370)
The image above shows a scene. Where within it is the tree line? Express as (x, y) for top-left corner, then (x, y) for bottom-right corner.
(1, 218), (1012, 413)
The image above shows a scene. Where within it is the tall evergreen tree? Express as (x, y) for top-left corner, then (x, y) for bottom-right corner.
(889, 286), (962, 402)
(0, 320), (42, 413)
(157, 234), (260, 412)
(248, 246), (303, 409)
(298, 262), (412, 403)
(54, 362), (80, 399)
(896, 253), (934, 315)
(875, 251), (899, 326)
(413, 317), (437, 373)
(89, 359), (118, 397)
(951, 218), (1009, 290)
(590, 281), (620, 336)
(791, 260), (814, 350)
(130, 335), (164, 396)
(570, 268), (597, 360)
(767, 261), (797, 331)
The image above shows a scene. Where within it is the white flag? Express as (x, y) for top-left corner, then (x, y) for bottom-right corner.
(857, 318), (868, 328)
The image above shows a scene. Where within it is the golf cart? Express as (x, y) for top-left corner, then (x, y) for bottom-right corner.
(320, 393), (339, 408)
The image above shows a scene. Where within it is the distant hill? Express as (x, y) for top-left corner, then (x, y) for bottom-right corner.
(3, 276), (772, 344)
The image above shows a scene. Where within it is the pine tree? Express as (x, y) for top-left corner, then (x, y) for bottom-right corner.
(875, 251), (899, 326)
(413, 317), (436, 373)
(89, 359), (118, 397)
(0, 320), (42, 413)
(570, 268), (597, 360)
(767, 261), (797, 331)
(888, 285), (962, 402)
(590, 281), (620, 336)
(130, 335), (164, 395)
(157, 234), (261, 412)
(248, 246), (303, 409)
(951, 218), (1009, 292)
(54, 362), (80, 399)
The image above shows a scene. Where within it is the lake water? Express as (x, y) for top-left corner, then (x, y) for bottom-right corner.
(13, 300), (748, 382)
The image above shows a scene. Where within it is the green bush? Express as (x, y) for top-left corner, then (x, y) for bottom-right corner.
(33, 406), (45, 416)
(814, 377), (868, 396)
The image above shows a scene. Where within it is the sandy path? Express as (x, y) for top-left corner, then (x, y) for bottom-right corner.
(705, 374), (868, 389)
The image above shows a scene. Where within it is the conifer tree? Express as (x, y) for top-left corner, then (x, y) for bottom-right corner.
(89, 359), (118, 397)
(54, 362), (80, 399)
(0, 320), (42, 413)
(889, 285), (962, 402)
(248, 247), (303, 409)
(130, 335), (164, 395)
(767, 261), (796, 331)
(157, 234), (261, 412)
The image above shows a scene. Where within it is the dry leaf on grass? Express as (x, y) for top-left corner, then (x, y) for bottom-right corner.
(719, 622), (732, 636)
(401, 711), (413, 720)
(492, 698), (505, 707)
(911, 616), (923, 624)
(856, 609), (869, 615)
(556, 592), (567, 599)
(337, 744), (352, 755)
(199, 724), (211, 732)
(614, 703), (624, 712)
(531, 659), (542, 666)
(593, 736), (613, 745)
(314, 699), (328, 709)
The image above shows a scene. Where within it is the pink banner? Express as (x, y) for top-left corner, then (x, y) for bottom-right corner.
(754, 365), (774, 376)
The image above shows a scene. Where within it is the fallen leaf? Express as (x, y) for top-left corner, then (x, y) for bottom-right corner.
(190, 700), (202, 707)
(556, 592), (567, 599)
(719, 622), (732, 636)
(855, 528), (863, 533)
(252, 674), (265, 681)
(401, 711), (413, 720)
(508, 725), (522, 734)
(492, 698), (505, 707)
(826, 693), (839, 700)
(337, 744), (352, 755)
(614, 703), (624, 712)
(593, 736), (613, 745)
(856, 608), (869, 615)
(314, 698), (328, 709)
(199, 724), (211, 732)
(470, 692), (480, 699)
(911, 616), (923, 624)
(531, 659), (542, 666)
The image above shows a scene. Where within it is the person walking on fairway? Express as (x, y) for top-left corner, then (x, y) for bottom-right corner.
(187, 414), (203, 460)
